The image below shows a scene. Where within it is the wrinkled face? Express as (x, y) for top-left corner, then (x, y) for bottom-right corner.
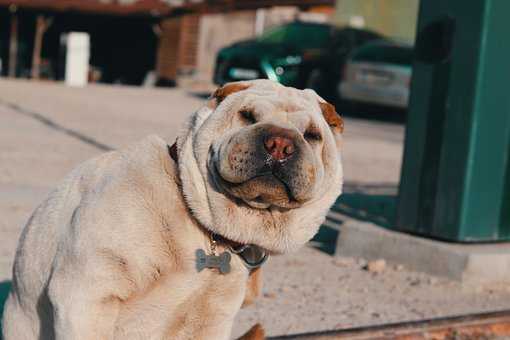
(206, 82), (343, 210)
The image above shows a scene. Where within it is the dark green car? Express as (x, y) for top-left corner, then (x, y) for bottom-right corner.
(213, 21), (382, 101)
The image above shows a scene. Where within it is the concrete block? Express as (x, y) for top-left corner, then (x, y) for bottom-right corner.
(335, 220), (510, 284)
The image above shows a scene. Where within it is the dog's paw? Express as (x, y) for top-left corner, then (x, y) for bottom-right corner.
(237, 323), (265, 340)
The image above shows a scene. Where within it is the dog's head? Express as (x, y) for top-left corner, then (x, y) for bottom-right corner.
(177, 80), (343, 253)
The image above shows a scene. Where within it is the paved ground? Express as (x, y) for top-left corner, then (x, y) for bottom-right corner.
(0, 79), (509, 338)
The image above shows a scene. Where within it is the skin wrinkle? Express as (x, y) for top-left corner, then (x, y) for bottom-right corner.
(215, 122), (315, 207)
(183, 80), (342, 250)
(209, 134), (286, 239)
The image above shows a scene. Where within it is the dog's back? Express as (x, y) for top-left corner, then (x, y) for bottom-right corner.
(2, 146), (122, 339)
(2, 136), (179, 339)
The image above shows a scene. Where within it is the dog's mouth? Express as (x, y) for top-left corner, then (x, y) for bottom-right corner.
(211, 161), (303, 210)
(232, 175), (302, 210)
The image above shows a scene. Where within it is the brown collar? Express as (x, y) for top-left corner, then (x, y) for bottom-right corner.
(167, 142), (268, 271)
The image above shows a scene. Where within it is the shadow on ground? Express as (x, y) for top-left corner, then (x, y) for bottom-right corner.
(333, 182), (398, 228)
(0, 280), (12, 338)
(310, 182), (398, 255)
(310, 224), (341, 255)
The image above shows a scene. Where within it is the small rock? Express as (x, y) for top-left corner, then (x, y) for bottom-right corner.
(365, 259), (387, 274)
(427, 277), (438, 285)
(333, 257), (354, 267)
(395, 264), (405, 271)
(356, 258), (368, 267)
(409, 278), (421, 286)
(263, 292), (276, 299)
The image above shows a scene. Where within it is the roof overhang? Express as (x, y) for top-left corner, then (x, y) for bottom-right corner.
(0, 0), (334, 17)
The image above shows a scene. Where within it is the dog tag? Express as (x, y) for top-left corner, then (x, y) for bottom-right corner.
(196, 249), (231, 274)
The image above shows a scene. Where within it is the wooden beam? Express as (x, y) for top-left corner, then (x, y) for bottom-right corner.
(0, 0), (334, 17)
(198, 0), (335, 13)
(31, 15), (53, 79)
(268, 310), (510, 339)
(8, 5), (18, 78)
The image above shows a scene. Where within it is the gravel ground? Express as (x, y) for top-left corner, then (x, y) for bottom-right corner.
(0, 79), (509, 338)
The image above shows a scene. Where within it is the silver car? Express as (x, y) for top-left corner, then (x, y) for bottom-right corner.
(339, 41), (413, 109)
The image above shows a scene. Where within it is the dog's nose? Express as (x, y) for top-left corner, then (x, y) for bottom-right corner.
(264, 135), (295, 161)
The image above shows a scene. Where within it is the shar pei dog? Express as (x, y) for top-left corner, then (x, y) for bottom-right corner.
(2, 79), (343, 340)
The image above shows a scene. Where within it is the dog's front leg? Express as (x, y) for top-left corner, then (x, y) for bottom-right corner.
(48, 275), (121, 340)
(242, 268), (262, 307)
(47, 255), (125, 340)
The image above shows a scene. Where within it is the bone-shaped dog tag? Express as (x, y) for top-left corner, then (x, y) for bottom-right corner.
(196, 249), (231, 274)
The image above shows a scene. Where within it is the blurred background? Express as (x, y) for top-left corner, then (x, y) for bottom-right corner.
(0, 0), (417, 99)
(1, 0), (510, 339)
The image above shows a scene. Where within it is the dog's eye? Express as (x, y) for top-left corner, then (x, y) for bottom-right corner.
(239, 110), (256, 124)
(304, 129), (322, 142)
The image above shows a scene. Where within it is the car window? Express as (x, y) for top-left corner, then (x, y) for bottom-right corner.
(259, 24), (332, 49)
(352, 44), (414, 66)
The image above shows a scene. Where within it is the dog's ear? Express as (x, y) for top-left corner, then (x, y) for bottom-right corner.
(209, 83), (250, 109)
(319, 101), (344, 134)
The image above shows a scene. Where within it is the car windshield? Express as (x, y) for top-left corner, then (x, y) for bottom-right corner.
(352, 43), (414, 66)
(258, 23), (332, 49)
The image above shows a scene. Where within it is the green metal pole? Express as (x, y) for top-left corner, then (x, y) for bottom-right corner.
(396, 0), (510, 242)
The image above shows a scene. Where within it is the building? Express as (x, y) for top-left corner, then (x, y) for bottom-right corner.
(0, 0), (335, 86)
(334, 0), (419, 42)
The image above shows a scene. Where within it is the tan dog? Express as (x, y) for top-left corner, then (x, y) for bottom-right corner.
(2, 79), (343, 340)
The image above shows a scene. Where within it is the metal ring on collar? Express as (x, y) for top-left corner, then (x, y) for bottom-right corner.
(229, 244), (269, 269)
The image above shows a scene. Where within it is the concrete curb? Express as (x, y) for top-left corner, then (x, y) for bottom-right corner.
(335, 220), (510, 284)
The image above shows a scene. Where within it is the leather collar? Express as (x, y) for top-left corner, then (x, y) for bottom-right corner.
(168, 142), (268, 271)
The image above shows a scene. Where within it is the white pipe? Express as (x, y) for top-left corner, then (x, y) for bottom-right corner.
(255, 8), (266, 36)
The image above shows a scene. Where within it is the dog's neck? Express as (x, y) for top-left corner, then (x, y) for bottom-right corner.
(168, 141), (268, 271)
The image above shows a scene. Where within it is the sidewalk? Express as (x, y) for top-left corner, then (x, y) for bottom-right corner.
(0, 79), (509, 338)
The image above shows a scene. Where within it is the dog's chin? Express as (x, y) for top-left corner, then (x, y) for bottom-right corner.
(235, 192), (303, 210)
(215, 173), (305, 210)
(237, 190), (304, 210)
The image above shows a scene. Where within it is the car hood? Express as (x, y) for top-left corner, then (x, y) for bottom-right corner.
(218, 39), (302, 60)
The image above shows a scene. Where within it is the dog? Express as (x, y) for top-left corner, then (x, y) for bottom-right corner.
(2, 79), (343, 340)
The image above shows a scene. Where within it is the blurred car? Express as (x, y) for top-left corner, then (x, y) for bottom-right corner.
(339, 41), (413, 109)
(213, 21), (382, 101)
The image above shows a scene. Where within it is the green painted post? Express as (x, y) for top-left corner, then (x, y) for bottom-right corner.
(396, 0), (510, 241)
